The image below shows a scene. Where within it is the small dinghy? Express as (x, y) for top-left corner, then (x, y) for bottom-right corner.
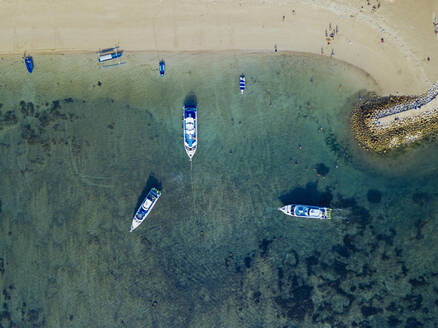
(24, 54), (34, 73)
(239, 74), (246, 94)
(159, 60), (165, 77)
(278, 204), (332, 220)
(130, 188), (161, 232)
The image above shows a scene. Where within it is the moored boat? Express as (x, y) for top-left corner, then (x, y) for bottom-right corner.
(183, 105), (198, 161)
(98, 51), (122, 63)
(240, 74), (246, 94)
(278, 204), (332, 220)
(159, 60), (165, 77)
(130, 187), (161, 232)
(24, 55), (33, 73)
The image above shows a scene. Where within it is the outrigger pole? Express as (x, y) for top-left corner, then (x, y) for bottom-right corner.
(99, 45), (120, 53)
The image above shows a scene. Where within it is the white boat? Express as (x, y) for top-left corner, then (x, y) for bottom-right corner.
(278, 204), (332, 220)
(183, 105), (197, 161)
(240, 74), (246, 94)
(130, 188), (161, 232)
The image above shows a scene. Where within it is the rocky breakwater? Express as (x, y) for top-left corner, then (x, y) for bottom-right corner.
(351, 82), (438, 152)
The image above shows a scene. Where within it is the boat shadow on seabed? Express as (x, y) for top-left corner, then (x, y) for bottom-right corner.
(184, 93), (197, 108)
(278, 182), (351, 221)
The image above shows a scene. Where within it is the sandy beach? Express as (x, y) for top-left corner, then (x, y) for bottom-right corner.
(1, 0), (437, 95)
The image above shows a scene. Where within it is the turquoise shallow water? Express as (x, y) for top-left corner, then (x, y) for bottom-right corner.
(0, 53), (438, 327)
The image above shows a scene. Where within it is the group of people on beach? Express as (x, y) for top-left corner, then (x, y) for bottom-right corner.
(434, 15), (438, 36)
(321, 23), (338, 57)
(360, 0), (381, 12)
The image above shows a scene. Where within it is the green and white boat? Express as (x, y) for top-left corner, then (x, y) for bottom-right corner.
(278, 204), (332, 220)
(130, 188), (161, 232)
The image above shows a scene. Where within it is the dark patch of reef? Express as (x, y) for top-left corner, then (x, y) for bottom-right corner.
(367, 189), (382, 203)
(0, 99), (81, 169)
(315, 163), (330, 177)
(0, 282), (46, 327)
(222, 183), (438, 327)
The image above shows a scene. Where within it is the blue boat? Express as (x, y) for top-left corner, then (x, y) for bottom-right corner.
(130, 187), (161, 232)
(278, 204), (332, 220)
(97, 45), (126, 68)
(240, 74), (246, 94)
(183, 105), (198, 161)
(24, 56), (33, 73)
(159, 60), (165, 77)
(98, 51), (123, 63)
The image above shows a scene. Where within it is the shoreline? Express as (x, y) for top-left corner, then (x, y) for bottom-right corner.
(0, 48), (380, 84)
(0, 49), (382, 101)
(1, 0), (437, 95)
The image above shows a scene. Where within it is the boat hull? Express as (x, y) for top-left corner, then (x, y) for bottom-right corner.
(98, 52), (123, 62)
(183, 106), (197, 161)
(159, 61), (165, 77)
(278, 204), (332, 220)
(240, 75), (246, 94)
(130, 188), (161, 232)
(25, 57), (33, 73)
